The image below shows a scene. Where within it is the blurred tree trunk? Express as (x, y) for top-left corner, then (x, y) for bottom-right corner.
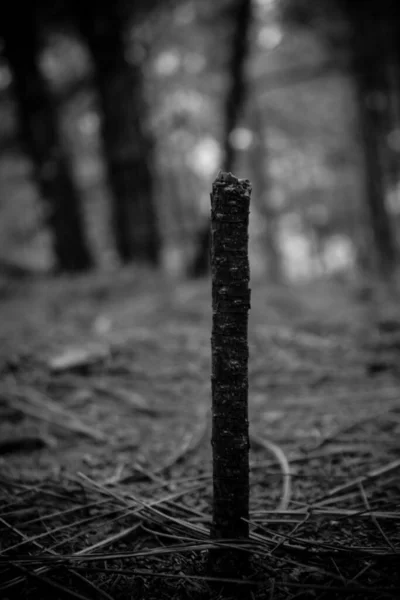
(383, 17), (400, 208)
(77, 2), (160, 265)
(1, 13), (93, 273)
(382, 22), (400, 189)
(249, 102), (283, 282)
(344, 2), (397, 278)
(188, 0), (252, 278)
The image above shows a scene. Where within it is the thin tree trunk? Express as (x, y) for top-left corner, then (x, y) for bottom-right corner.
(189, 0), (252, 278)
(222, 0), (253, 173)
(77, 3), (161, 265)
(384, 19), (400, 199)
(249, 101), (283, 282)
(208, 171), (251, 583)
(2, 13), (93, 273)
(347, 7), (397, 278)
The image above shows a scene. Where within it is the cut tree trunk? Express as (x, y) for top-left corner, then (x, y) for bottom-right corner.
(208, 171), (251, 584)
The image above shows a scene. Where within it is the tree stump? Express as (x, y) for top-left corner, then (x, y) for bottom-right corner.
(208, 170), (252, 582)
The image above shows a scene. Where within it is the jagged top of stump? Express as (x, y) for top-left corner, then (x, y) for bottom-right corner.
(214, 171), (251, 194)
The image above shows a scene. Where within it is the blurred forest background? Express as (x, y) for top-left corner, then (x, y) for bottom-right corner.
(0, 0), (399, 288)
(2, 4), (400, 596)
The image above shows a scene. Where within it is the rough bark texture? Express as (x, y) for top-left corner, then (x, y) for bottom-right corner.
(77, 1), (161, 265)
(208, 171), (251, 581)
(189, 0), (252, 278)
(2, 11), (93, 273)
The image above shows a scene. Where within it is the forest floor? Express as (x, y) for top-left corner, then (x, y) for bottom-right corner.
(0, 267), (399, 600)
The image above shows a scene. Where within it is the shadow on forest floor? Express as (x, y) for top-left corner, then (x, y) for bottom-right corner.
(0, 267), (399, 599)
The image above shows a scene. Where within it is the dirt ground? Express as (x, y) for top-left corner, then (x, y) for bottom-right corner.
(0, 268), (399, 599)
